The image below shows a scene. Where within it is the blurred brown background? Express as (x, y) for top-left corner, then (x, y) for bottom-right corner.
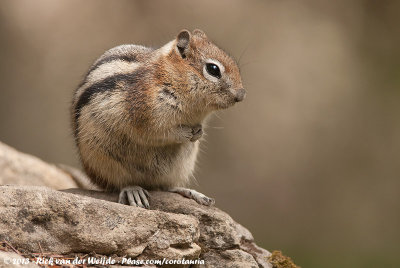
(1, 0), (399, 267)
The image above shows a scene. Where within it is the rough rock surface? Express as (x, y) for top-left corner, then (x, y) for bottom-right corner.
(0, 251), (39, 268)
(0, 186), (271, 267)
(0, 142), (273, 267)
(0, 142), (77, 189)
(63, 188), (273, 267)
(0, 186), (200, 259)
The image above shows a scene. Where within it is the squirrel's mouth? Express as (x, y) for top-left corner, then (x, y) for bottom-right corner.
(212, 88), (245, 110)
(213, 99), (237, 110)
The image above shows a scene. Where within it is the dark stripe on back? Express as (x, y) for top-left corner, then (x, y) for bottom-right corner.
(76, 54), (138, 89)
(73, 69), (147, 137)
(88, 54), (137, 74)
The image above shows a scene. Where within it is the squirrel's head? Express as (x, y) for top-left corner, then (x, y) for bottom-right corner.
(165, 29), (245, 111)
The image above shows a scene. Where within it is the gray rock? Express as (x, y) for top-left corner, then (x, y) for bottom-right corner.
(0, 142), (77, 189)
(63, 188), (272, 267)
(0, 186), (200, 260)
(202, 249), (259, 268)
(0, 251), (38, 268)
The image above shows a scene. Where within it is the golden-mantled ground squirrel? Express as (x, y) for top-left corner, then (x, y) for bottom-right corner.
(71, 29), (245, 208)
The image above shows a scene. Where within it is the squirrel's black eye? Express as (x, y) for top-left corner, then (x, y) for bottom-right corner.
(206, 63), (221, 79)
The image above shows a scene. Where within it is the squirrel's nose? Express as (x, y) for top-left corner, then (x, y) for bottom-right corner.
(234, 88), (246, 102)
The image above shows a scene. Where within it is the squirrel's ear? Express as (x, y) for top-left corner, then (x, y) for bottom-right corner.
(176, 30), (191, 58)
(193, 29), (207, 38)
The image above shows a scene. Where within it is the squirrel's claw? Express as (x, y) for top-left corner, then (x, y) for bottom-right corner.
(119, 186), (150, 209)
(168, 187), (215, 206)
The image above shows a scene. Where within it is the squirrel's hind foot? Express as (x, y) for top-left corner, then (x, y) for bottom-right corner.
(169, 187), (215, 206)
(118, 186), (150, 209)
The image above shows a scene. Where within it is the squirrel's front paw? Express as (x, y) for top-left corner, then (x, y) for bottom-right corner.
(190, 124), (203, 142)
(177, 124), (203, 142)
